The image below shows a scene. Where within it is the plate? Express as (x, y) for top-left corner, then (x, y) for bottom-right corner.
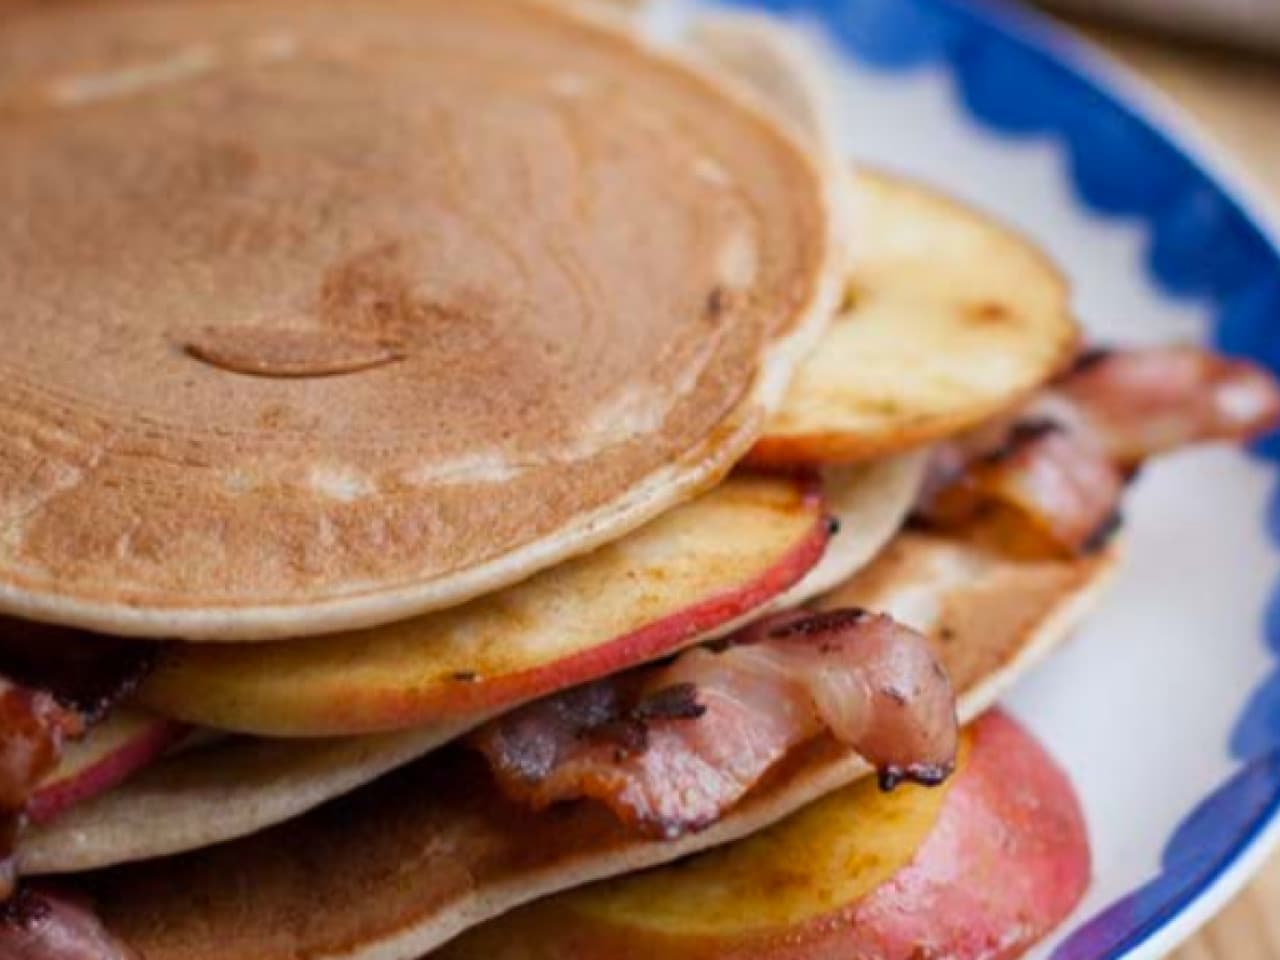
(666, 0), (1280, 956)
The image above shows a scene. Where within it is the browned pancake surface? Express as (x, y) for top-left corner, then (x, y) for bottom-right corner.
(0, 0), (832, 637)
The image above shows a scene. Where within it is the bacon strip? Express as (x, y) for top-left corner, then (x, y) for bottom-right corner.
(1052, 345), (1280, 466)
(471, 609), (957, 838)
(917, 344), (1280, 557)
(0, 887), (136, 960)
(919, 421), (1124, 558)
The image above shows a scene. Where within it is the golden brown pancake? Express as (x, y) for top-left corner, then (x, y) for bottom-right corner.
(0, 0), (843, 640)
(751, 171), (1080, 465)
(691, 10), (841, 165)
(82, 534), (1118, 960)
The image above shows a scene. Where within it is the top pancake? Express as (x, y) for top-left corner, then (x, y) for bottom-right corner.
(0, 0), (842, 639)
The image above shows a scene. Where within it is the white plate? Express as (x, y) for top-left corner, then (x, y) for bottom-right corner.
(674, 1), (1280, 956)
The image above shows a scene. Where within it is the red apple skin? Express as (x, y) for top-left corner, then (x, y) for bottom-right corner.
(28, 713), (188, 825)
(442, 709), (1089, 960)
(432, 495), (832, 721)
(140, 479), (832, 736)
(824, 709), (1090, 960)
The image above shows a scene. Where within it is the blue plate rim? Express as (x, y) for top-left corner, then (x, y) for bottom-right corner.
(919, 6), (1280, 956)
(713, 0), (1280, 955)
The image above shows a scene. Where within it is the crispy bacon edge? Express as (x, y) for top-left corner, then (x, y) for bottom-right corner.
(471, 608), (957, 838)
(916, 344), (1280, 557)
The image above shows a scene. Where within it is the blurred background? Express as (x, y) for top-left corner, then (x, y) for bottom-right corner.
(1038, 0), (1280, 53)
(1027, 0), (1280, 204)
(1025, 2), (1280, 956)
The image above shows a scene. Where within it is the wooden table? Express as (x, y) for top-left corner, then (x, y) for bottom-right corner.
(1069, 20), (1280, 958)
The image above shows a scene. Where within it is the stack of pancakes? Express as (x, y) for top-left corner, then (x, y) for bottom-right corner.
(3, 3), (1261, 959)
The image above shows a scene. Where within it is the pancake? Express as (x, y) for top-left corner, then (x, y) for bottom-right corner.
(688, 9), (856, 282)
(19, 725), (467, 878)
(22, 458), (924, 874)
(0, 0), (845, 641)
(690, 10), (841, 172)
(79, 533), (1118, 959)
(770, 453), (926, 608)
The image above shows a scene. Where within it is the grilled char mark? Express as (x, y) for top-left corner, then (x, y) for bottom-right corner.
(759, 607), (870, 639)
(979, 419), (1063, 465)
(878, 760), (955, 792)
(1061, 346), (1114, 377)
(1081, 509), (1124, 554)
(915, 406), (1119, 558)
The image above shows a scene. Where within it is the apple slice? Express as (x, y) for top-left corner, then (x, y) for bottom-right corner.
(439, 708), (1089, 960)
(749, 171), (1079, 467)
(138, 474), (831, 736)
(28, 709), (186, 825)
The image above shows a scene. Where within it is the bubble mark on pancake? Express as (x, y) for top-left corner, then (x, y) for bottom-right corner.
(246, 32), (299, 63)
(706, 287), (731, 319)
(401, 453), (525, 487)
(308, 467), (376, 503)
(548, 72), (595, 99)
(693, 156), (732, 188)
(49, 45), (220, 106)
(185, 327), (405, 378)
(716, 229), (759, 289)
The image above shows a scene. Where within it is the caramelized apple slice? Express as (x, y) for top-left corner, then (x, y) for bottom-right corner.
(440, 709), (1088, 960)
(139, 475), (830, 736)
(751, 172), (1079, 466)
